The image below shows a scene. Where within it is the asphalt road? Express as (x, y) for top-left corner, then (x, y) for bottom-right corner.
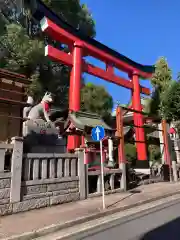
(80, 201), (180, 240)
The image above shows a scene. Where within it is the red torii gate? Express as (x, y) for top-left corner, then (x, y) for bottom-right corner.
(34, 1), (154, 169)
(41, 18), (152, 169)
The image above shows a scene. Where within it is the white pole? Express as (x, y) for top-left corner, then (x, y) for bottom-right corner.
(100, 140), (105, 209)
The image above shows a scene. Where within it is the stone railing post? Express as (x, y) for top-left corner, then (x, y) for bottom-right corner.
(120, 162), (127, 191)
(76, 148), (88, 200)
(10, 137), (23, 203)
(168, 136), (178, 182)
(172, 160), (178, 182)
(166, 124), (178, 182)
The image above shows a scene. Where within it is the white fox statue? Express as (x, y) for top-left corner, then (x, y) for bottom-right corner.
(23, 92), (53, 122)
(23, 92), (59, 138)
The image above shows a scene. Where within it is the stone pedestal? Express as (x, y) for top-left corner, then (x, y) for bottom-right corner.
(23, 119), (66, 153)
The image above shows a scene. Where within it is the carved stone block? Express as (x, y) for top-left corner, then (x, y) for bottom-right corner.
(47, 181), (79, 192)
(0, 198), (10, 205)
(0, 178), (11, 189)
(50, 192), (80, 205)
(0, 203), (12, 215)
(52, 188), (79, 196)
(13, 197), (50, 213)
(23, 119), (59, 136)
(0, 188), (10, 199)
(23, 119), (59, 147)
(22, 192), (52, 201)
(21, 185), (47, 195)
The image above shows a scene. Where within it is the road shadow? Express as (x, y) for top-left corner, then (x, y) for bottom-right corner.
(129, 190), (141, 194)
(139, 216), (180, 240)
(107, 190), (141, 208)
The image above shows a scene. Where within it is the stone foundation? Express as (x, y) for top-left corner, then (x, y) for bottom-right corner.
(0, 146), (86, 216)
(0, 178), (79, 216)
(0, 173), (11, 215)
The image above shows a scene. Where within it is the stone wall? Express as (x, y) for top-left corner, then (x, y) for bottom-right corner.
(0, 173), (81, 216)
(13, 178), (80, 213)
(0, 143), (127, 216)
(0, 141), (86, 216)
(0, 172), (12, 215)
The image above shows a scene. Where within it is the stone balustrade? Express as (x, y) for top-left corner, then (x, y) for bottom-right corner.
(88, 168), (123, 197)
(0, 143), (127, 216)
(0, 139), (85, 216)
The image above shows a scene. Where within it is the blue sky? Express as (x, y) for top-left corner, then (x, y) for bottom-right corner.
(81, 0), (180, 106)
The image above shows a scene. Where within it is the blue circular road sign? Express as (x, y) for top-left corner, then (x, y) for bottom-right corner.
(91, 126), (105, 141)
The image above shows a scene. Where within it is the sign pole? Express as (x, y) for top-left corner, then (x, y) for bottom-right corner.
(91, 125), (106, 210)
(100, 139), (105, 209)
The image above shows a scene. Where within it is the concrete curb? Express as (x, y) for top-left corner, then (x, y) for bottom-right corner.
(3, 189), (180, 240)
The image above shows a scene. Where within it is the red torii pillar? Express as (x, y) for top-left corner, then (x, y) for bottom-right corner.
(130, 72), (148, 168)
(67, 42), (83, 152)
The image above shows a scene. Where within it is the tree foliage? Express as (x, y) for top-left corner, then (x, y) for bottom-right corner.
(161, 80), (180, 121)
(149, 57), (173, 118)
(0, 0), (96, 108)
(150, 59), (180, 122)
(151, 57), (172, 91)
(42, 0), (96, 38)
(81, 83), (113, 117)
(0, 24), (44, 73)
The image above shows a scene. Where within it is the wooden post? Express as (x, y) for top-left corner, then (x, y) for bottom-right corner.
(161, 120), (172, 181)
(162, 120), (171, 166)
(116, 106), (127, 190)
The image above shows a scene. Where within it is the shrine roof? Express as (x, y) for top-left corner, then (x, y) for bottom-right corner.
(123, 126), (132, 135)
(66, 111), (113, 131)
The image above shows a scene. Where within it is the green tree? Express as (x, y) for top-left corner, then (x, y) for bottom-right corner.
(0, 0), (96, 108)
(81, 83), (113, 118)
(149, 57), (173, 117)
(151, 57), (172, 91)
(0, 24), (44, 74)
(161, 80), (180, 121)
(42, 0), (96, 38)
